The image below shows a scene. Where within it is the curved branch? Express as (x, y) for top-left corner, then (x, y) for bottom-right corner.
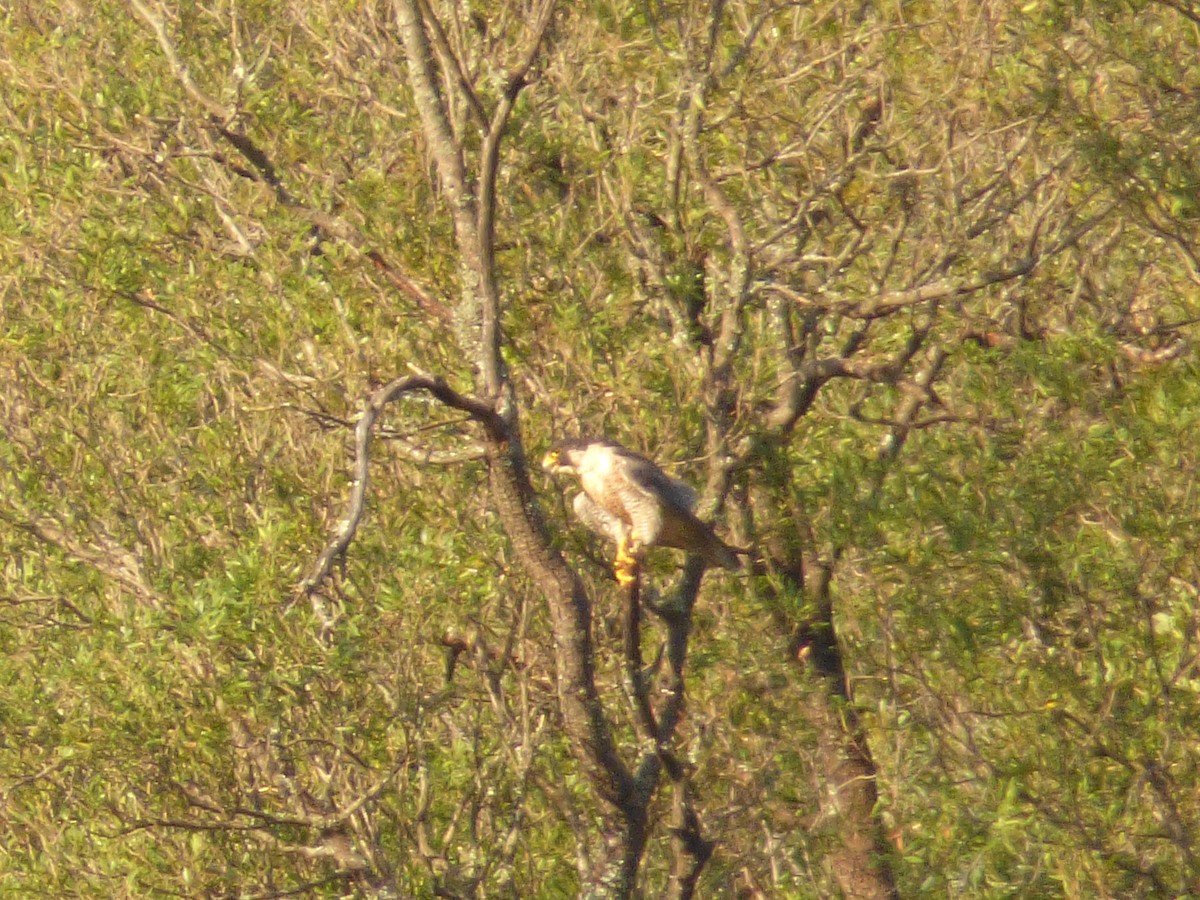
(297, 374), (503, 605)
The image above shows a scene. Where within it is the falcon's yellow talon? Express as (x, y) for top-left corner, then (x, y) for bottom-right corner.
(614, 560), (639, 588)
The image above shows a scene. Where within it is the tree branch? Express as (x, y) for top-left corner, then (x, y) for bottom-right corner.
(125, 0), (231, 121)
(483, 442), (636, 810)
(622, 576), (659, 740)
(297, 374), (503, 611)
(476, 0), (559, 396)
(392, 7), (644, 889)
(413, 0), (490, 129)
(393, 0), (473, 213)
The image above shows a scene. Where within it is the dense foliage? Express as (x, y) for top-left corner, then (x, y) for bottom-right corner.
(2, 0), (1198, 896)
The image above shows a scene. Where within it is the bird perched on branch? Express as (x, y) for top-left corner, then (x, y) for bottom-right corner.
(542, 438), (741, 586)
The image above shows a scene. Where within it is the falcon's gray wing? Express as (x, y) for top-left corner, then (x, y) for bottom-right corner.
(616, 449), (698, 513)
(613, 447), (741, 570)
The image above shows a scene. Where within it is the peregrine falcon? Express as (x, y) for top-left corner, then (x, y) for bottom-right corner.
(542, 438), (740, 586)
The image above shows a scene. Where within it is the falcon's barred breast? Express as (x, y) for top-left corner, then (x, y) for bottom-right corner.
(542, 438), (740, 582)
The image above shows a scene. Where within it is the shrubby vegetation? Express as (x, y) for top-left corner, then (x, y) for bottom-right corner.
(2, 0), (1197, 896)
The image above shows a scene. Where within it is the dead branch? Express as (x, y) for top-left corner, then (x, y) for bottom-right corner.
(297, 374), (503, 606)
(125, 0), (231, 121)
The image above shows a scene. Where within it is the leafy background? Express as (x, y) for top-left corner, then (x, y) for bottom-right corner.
(2, 0), (1198, 895)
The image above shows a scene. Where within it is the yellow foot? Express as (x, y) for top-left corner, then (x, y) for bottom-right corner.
(616, 535), (641, 565)
(614, 537), (640, 587)
(614, 559), (639, 588)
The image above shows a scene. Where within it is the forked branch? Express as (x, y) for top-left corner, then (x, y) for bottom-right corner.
(298, 374), (504, 606)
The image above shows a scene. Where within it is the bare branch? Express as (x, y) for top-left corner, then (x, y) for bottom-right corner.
(477, 0), (559, 395)
(115, 7), (455, 327)
(622, 577), (659, 741)
(394, 0), (473, 219)
(364, 252), (454, 326)
(1149, 0), (1200, 25)
(125, 0), (231, 121)
(414, 0), (489, 129)
(298, 374), (503, 605)
(0, 503), (162, 609)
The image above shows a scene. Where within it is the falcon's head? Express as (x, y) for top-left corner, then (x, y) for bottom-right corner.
(541, 439), (595, 476)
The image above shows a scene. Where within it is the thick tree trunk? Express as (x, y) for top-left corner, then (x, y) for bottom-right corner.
(800, 675), (899, 899)
(793, 565), (899, 900)
(820, 725), (898, 900)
